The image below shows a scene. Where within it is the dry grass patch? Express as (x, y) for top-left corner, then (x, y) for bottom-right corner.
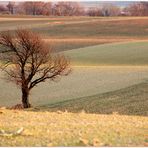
(0, 109), (147, 146)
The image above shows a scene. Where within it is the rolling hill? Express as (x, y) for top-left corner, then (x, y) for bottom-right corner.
(40, 82), (148, 116)
(63, 41), (148, 66)
(0, 15), (148, 147)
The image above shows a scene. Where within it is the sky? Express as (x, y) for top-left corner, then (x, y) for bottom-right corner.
(0, 0), (147, 1)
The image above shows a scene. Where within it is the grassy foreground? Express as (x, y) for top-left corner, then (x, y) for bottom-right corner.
(0, 109), (147, 146)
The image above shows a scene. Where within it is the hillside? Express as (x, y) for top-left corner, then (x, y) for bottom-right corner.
(0, 16), (148, 52)
(39, 82), (148, 116)
(63, 41), (148, 66)
(1, 66), (148, 107)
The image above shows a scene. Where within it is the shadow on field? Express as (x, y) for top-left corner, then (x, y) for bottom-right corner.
(29, 82), (148, 116)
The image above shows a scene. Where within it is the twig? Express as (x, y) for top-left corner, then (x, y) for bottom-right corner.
(0, 127), (24, 137)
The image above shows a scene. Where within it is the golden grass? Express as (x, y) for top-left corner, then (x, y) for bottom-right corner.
(0, 16), (148, 21)
(0, 16), (89, 21)
(0, 108), (147, 146)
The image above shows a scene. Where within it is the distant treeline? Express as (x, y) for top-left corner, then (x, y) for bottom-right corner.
(0, 1), (148, 16)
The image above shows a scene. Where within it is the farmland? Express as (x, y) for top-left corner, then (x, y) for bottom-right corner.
(0, 66), (148, 108)
(0, 16), (148, 51)
(63, 41), (148, 66)
(0, 15), (148, 146)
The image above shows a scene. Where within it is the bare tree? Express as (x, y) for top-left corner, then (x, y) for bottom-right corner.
(20, 2), (52, 15)
(101, 4), (120, 16)
(125, 2), (148, 16)
(16, 2), (52, 15)
(87, 7), (103, 16)
(126, 3), (142, 16)
(7, 2), (15, 14)
(53, 2), (84, 16)
(6, 1), (84, 16)
(15, 3), (25, 15)
(42, 2), (52, 16)
(20, 2), (39, 15)
(0, 29), (70, 108)
(0, 4), (7, 13)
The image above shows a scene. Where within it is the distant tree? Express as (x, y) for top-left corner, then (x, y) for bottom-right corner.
(16, 2), (52, 15)
(42, 2), (52, 16)
(0, 4), (7, 13)
(126, 2), (148, 16)
(15, 3), (25, 15)
(20, 2), (42, 15)
(0, 29), (70, 108)
(87, 7), (103, 16)
(101, 4), (121, 16)
(53, 2), (84, 16)
(126, 3), (142, 16)
(7, 2), (15, 14)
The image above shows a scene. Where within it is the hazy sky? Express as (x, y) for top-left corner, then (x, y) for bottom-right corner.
(0, 0), (146, 1)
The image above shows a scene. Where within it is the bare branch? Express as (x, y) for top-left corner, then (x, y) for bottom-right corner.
(0, 29), (70, 108)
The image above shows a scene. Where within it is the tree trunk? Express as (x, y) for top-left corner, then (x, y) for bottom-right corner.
(22, 88), (30, 108)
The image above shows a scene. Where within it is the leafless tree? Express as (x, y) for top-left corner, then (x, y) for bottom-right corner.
(5, 1), (85, 16)
(7, 2), (15, 14)
(20, 2), (40, 15)
(0, 4), (7, 13)
(125, 2), (148, 16)
(87, 7), (103, 16)
(53, 2), (84, 16)
(42, 2), (52, 16)
(101, 4), (120, 16)
(0, 29), (70, 108)
(16, 2), (52, 15)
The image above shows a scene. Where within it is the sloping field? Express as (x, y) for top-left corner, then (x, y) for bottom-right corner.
(32, 17), (148, 39)
(63, 41), (148, 66)
(0, 16), (148, 51)
(0, 16), (148, 115)
(0, 109), (147, 146)
(45, 38), (137, 52)
(0, 67), (148, 108)
(0, 16), (103, 32)
(41, 82), (148, 116)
